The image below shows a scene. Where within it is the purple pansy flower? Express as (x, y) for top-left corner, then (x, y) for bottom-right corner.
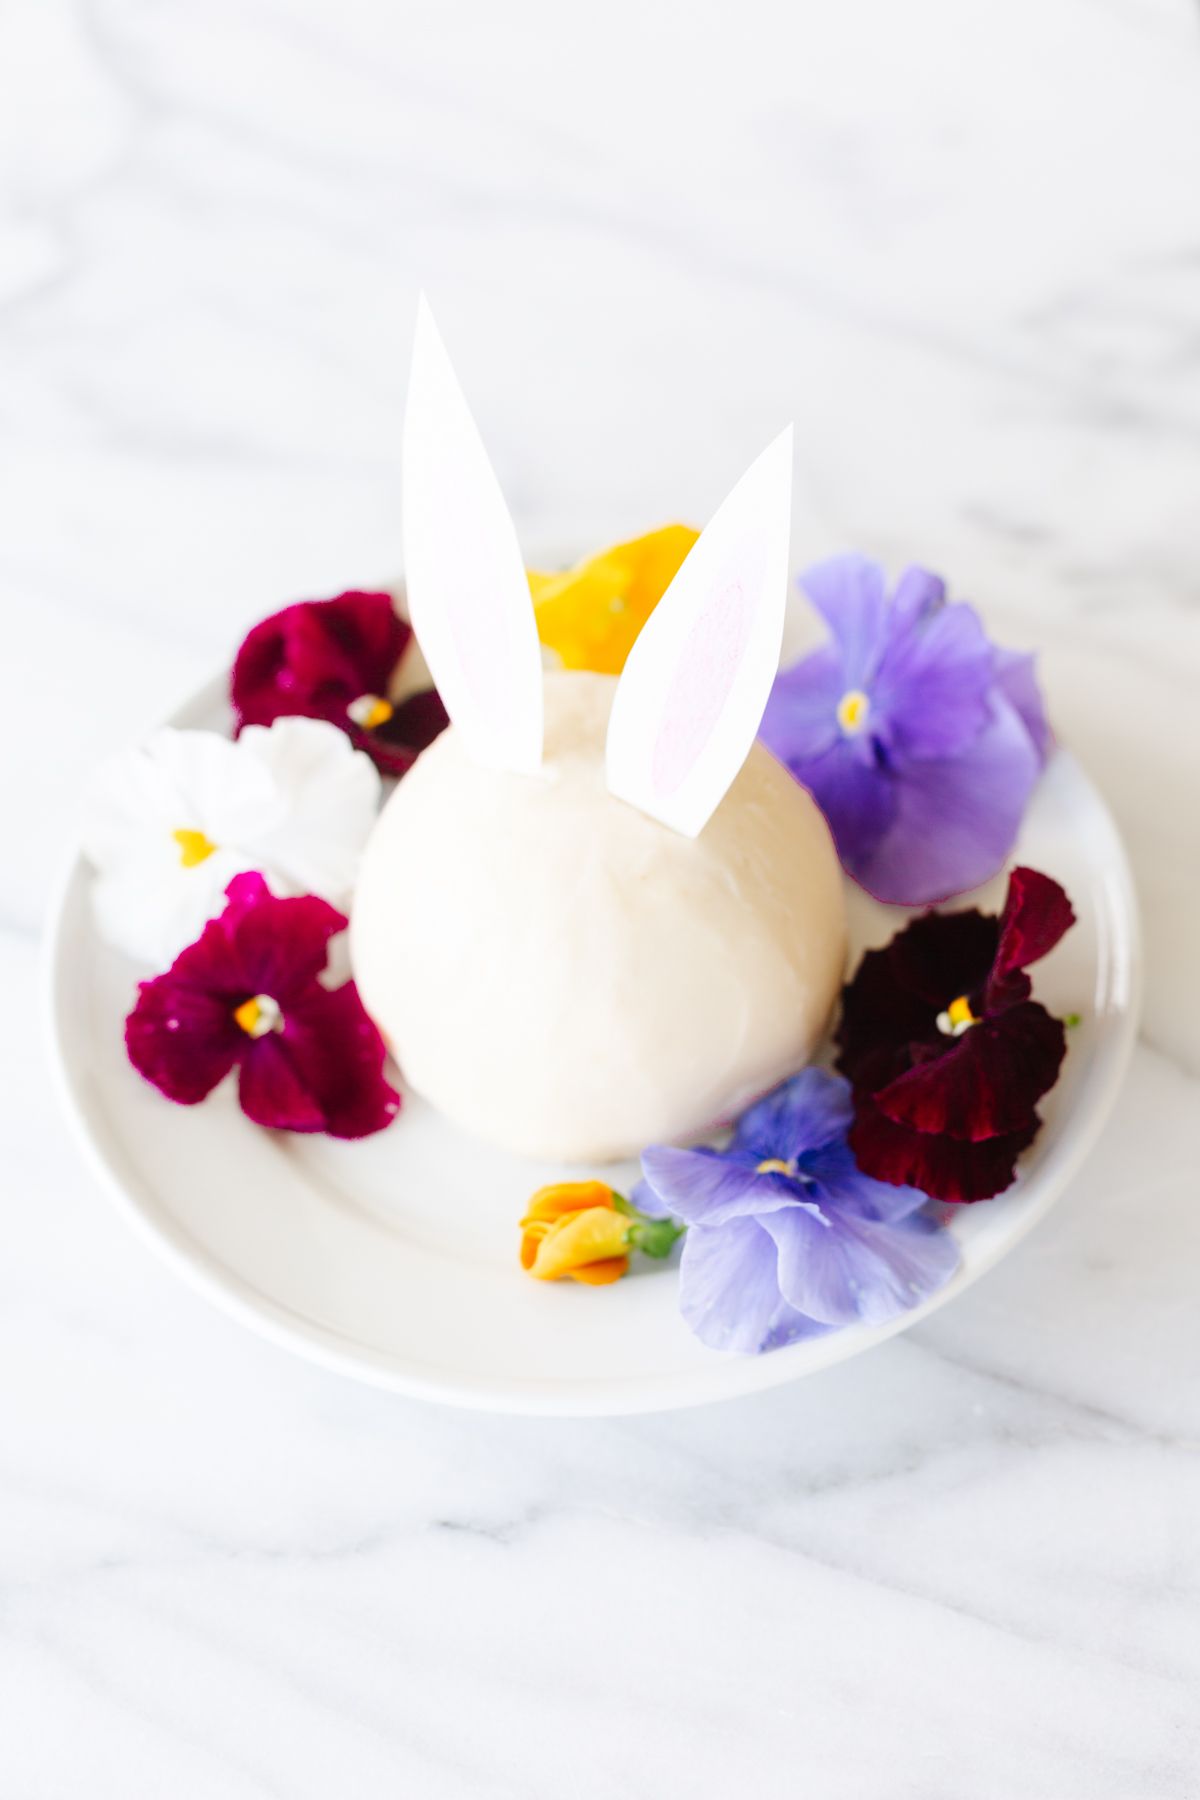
(125, 871), (399, 1138)
(638, 1068), (959, 1355)
(759, 557), (1050, 906)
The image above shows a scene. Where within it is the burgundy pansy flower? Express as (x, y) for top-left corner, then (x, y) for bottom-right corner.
(835, 866), (1076, 1203)
(126, 871), (399, 1138)
(231, 590), (448, 777)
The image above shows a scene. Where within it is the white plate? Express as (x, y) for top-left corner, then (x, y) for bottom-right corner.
(46, 678), (1141, 1416)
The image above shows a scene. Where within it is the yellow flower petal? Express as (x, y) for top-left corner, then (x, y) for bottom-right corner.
(530, 524), (699, 675)
(521, 1179), (615, 1227)
(525, 1205), (631, 1282)
(566, 1255), (630, 1286)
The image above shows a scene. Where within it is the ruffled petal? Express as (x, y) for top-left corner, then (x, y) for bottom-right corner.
(804, 1140), (929, 1222)
(236, 1036), (327, 1132)
(873, 600), (995, 759)
(627, 1175), (670, 1219)
(763, 1200), (959, 1327)
(800, 555), (888, 688)
(732, 1066), (854, 1164)
(677, 1218), (816, 1354)
(850, 1094), (1039, 1203)
(218, 871), (347, 1005)
(238, 982), (399, 1139)
(230, 592), (445, 777)
(84, 734), (196, 868)
(85, 721), (379, 966)
(91, 846), (246, 972)
(639, 1145), (794, 1226)
(759, 647), (843, 767)
(294, 590), (406, 697)
(988, 865), (1076, 1003)
(140, 888), (256, 1000)
(532, 525), (700, 674)
(850, 694), (1040, 905)
(167, 729), (281, 849)
(232, 591), (408, 727)
(835, 908), (1000, 1092)
(793, 737), (901, 878)
(993, 647), (1051, 765)
(874, 1004), (1065, 1142)
(237, 718), (380, 904)
(125, 975), (242, 1104)
(85, 730), (281, 875)
(887, 565), (946, 635)
(883, 907), (999, 1010)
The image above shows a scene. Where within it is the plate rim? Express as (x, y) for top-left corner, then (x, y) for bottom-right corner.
(44, 675), (1143, 1416)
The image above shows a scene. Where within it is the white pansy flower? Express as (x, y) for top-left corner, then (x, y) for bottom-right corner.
(84, 717), (382, 968)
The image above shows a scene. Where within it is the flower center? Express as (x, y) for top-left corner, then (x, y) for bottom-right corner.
(347, 694), (394, 731)
(172, 827), (217, 868)
(233, 993), (283, 1039)
(756, 1157), (793, 1176)
(936, 994), (978, 1037)
(836, 689), (870, 735)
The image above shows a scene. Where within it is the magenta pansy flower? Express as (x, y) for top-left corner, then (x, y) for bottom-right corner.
(759, 557), (1050, 905)
(232, 590), (448, 778)
(126, 872), (399, 1138)
(638, 1069), (959, 1355)
(836, 866), (1075, 1203)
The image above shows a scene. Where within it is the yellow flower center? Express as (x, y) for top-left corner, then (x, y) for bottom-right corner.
(756, 1158), (793, 1176)
(172, 827), (217, 868)
(233, 993), (283, 1039)
(836, 689), (871, 735)
(347, 694), (395, 730)
(937, 994), (978, 1037)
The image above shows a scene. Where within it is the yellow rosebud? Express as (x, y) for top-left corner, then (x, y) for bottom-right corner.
(519, 1180), (630, 1285)
(529, 524), (700, 675)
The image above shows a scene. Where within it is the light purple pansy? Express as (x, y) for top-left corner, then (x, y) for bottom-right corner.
(638, 1068), (959, 1355)
(758, 557), (1050, 906)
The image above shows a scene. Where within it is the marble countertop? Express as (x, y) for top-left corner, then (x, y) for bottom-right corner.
(5, 0), (1200, 1792)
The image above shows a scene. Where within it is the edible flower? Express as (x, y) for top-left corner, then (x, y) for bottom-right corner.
(84, 718), (381, 969)
(231, 589), (448, 776)
(759, 556), (1050, 905)
(836, 865), (1076, 1202)
(520, 1180), (683, 1285)
(125, 872), (399, 1138)
(530, 524), (699, 674)
(638, 1068), (959, 1354)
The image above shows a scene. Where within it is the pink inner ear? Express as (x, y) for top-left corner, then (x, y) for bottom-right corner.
(651, 569), (754, 798)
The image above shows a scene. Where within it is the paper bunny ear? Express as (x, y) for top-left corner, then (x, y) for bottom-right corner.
(605, 427), (794, 837)
(402, 297), (543, 775)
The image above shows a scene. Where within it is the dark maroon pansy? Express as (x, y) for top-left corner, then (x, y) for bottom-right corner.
(125, 872), (399, 1139)
(835, 866), (1076, 1203)
(231, 590), (448, 778)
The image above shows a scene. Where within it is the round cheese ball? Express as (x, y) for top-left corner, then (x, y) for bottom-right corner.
(350, 671), (846, 1164)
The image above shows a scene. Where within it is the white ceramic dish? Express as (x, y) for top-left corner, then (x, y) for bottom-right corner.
(46, 678), (1140, 1416)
